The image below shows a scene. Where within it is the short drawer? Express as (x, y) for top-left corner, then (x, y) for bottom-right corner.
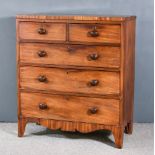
(19, 22), (66, 41)
(20, 43), (120, 68)
(21, 92), (120, 125)
(69, 24), (121, 43)
(20, 67), (120, 95)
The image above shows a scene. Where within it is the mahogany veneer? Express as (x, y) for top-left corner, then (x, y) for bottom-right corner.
(16, 15), (136, 148)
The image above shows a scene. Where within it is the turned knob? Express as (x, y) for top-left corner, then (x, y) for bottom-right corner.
(89, 79), (99, 86)
(37, 75), (47, 82)
(39, 103), (48, 110)
(88, 53), (99, 61)
(37, 51), (47, 57)
(88, 107), (98, 114)
(87, 26), (99, 37)
(38, 28), (47, 35)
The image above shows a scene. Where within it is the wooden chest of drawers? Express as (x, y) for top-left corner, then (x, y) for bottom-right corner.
(16, 15), (136, 148)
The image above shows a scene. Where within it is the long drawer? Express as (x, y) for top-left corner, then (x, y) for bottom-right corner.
(20, 43), (120, 68)
(21, 92), (120, 125)
(20, 66), (120, 95)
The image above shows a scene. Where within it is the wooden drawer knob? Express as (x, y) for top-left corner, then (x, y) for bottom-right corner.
(89, 79), (99, 86)
(38, 28), (47, 35)
(87, 26), (99, 37)
(39, 103), (48, 110)
(88, 107), (98, 114)
(37, 51), (47, 57)
(87, 53), (99, 61)
(37, 75), (47, 82)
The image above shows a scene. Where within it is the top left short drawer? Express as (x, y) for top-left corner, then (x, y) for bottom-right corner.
(18, 22), (66, 41)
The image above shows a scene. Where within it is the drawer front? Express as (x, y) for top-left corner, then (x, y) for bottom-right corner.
(19, 22), (66, 41)
(20, 67), (120, 95)
(20, 43), (120, 68)
(69, 24), (121, 43)
(21, 92), (120, 125)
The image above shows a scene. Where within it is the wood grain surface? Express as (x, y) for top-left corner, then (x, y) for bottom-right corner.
(16, 15), (136, 149)
(69, 24), (121, 43)
(20, 66), (120, 95)
(16, 15), (136, 22)
(20, 43), (120, 68)
(123, 19), (136, 134)
(21, 92), (120, 125)
(19, 22), (66, 41)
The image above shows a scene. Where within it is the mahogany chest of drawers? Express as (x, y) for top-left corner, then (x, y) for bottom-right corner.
(16, 15), (136, 148)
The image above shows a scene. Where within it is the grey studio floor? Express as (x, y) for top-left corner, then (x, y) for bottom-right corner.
(0, 123), (153, 155)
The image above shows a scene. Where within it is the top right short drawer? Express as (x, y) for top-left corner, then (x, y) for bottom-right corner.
(69, 24), (121, 44)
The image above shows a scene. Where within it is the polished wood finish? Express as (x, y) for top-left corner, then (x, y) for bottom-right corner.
(123, 19), (136, 134)
(21, 92), (119, 125)
(20, 66), (120, 95)
(18, 117), (27, 137)
(16, 15), (136, 149)
(69, 24), (120, 43)
(16, 15), (136, 22)
(20, 43), (120, 68)
(19, 22), (66, 41)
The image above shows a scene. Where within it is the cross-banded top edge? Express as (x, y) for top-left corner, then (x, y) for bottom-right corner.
(16, 15), (136, 21)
